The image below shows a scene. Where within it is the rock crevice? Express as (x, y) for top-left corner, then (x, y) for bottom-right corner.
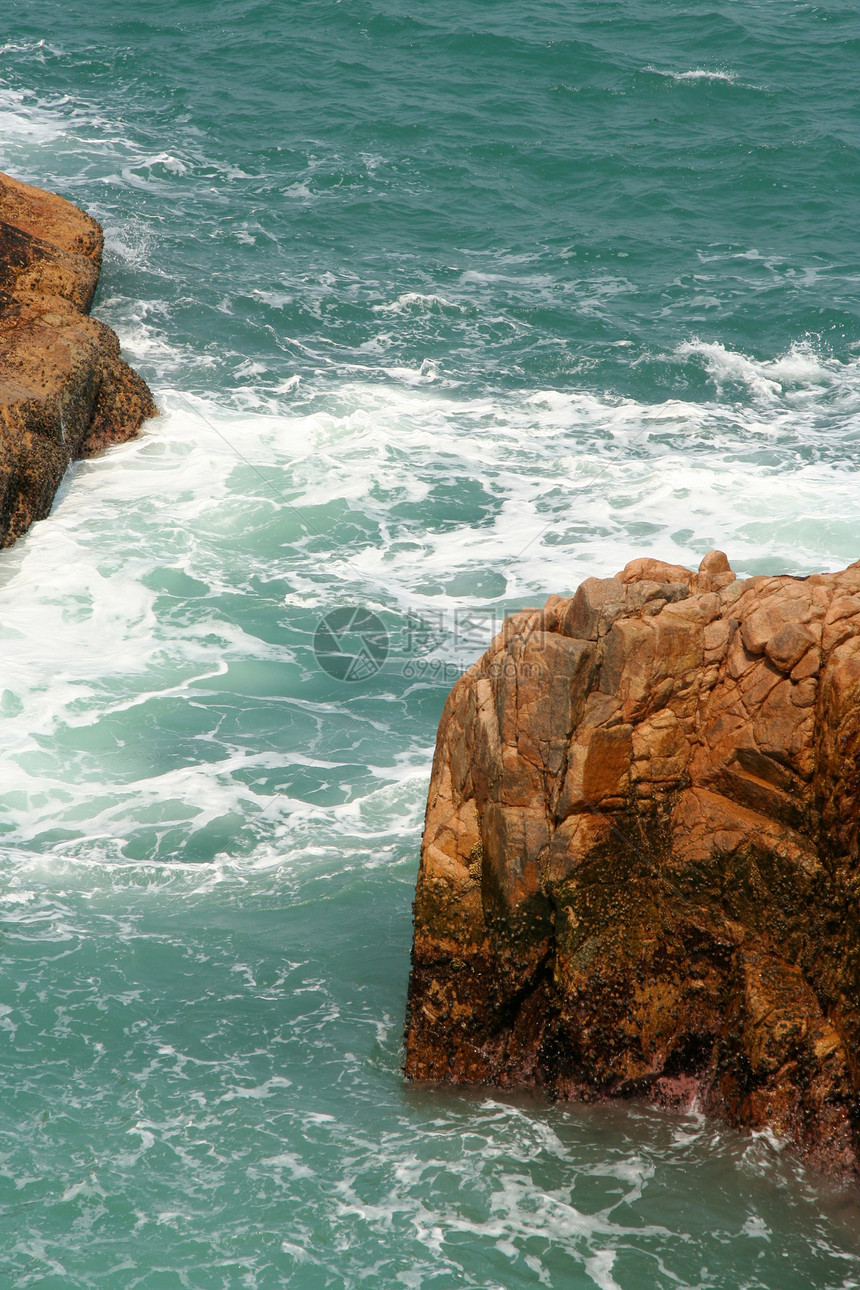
(406, 552), (860, 1178)
(0, 171), (155, 546)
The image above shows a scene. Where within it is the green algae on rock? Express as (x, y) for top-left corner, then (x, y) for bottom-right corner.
(406, 552), (860, 1179)
(0, 171), (155, 546)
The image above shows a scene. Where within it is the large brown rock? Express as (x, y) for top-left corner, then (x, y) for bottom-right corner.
(0, 171), (155, 546)
(405, 552), (860, 1178)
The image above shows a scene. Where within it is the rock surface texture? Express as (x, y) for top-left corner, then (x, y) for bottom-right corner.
(406, 551), (860, 1177)
(0, 171), (155, 546)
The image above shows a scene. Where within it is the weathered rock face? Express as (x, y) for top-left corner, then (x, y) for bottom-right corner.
(406, 552), (860, 1177)
(0, 171), (155, 546)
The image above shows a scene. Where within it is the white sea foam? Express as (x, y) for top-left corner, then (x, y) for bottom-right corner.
(0, 85), (70, 158)
(742, 1214), (771, 1240)
(128, 150), (189, 177)
(676, 338), (846, 400)
(0, 346), (858, 882)
(645, 65), (740, 85)
(584, 1251), (622, 1290)
(373, 293), (466, 315)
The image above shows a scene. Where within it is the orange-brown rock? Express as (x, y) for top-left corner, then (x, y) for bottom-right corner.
(406, 552), (860, 1178)
(0, 171), (156, 545)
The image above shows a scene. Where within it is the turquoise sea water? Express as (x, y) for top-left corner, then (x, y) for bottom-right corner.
(1, 2), (860, 1284)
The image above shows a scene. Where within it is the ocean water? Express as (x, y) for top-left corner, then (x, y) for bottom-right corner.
(1, 1), (860, 1285)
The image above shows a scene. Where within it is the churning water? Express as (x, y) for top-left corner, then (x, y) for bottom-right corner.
(1, 2), (860, 1285)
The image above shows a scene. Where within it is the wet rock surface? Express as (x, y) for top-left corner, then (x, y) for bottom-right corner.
(0, 171), (155, 546)
(406, 551), (860, 1178)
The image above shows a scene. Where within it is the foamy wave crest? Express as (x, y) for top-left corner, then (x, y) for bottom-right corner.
(0, 39), (62, 60)
(675, 338), (858, 402)
(644, 65), (740, 85)
(373, 292), (467, 315)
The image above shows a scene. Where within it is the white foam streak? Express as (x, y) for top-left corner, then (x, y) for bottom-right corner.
(584, 1250), (622, 1290)
(645, 65), (741, 85)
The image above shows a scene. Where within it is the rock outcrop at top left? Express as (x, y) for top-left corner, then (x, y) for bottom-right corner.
(0, 171), (156, 546)
(406, 551), (860, 1178)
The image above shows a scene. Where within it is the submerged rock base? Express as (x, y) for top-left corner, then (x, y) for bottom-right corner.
(0, 171), (155, 546)
(406, 552), (860, 1178)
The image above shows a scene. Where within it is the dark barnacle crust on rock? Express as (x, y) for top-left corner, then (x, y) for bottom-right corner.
(405, 550), (860, 1179)
(0, 171), (155, 546)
